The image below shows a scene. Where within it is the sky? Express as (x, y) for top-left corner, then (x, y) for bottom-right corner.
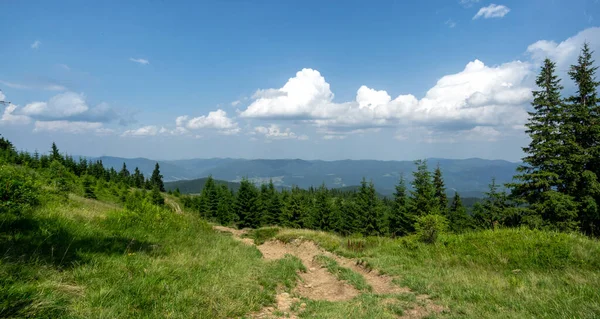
(1, 0), (599, 161)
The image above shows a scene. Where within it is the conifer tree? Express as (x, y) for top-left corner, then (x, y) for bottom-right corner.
(388, 175), (414, 236)
(200, 176), (218, 218)
(150, 185), (164, 206)
(356, 178), (382, 236)
(433, 163), (448, 214)
(235, 178), (260, 228)
(313, 183), (335, 231)
(50, 142), (61, 162)
(410, 160), (437, 216)
(150, 163), (165, 192)
(119, 162), (131, 184)
(448, 192), (471, 233)
(132, 167), (144, 188)
(473, 178), (510, 229)
(563, 43), (600, 235)
(340, 198), (360, 235)
(82, 175), (96, 199)
(281, 186), (305, 228)
(216, 184), (235, 225)
(263, 180), (283, 226)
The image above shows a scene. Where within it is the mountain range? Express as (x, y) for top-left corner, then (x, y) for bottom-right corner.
(94, 156), (520, 197)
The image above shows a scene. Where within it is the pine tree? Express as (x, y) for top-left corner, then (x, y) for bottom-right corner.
(388, 175), (414, 236)
(82, 175), (96, 199)
(511, 58), (569, 225)
(562, 43), (600, 235)
(433, 163), (448, 214)
(235, 178), (260, 228)
(448, 192), (471, 233)
(50, 142), (61, 162)
(216, 185), (235, 225)
(356, 178), (382, 236)
(132, 167), (144, 188)
(410, 160), (437, 216)
(281, 186), (305, 229)
(340, 198), (360, 235)
(119, 162), (131, 184)
(473, 178), (510, 229)
(150, 163), (165, 192)
(313, 183), (335, 231)
(200, 176), (218, 218)
(150, 185), (164, 206)
(263, 180), (283, 226)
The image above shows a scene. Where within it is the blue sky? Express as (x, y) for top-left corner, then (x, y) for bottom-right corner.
(1, 0), (599, 161)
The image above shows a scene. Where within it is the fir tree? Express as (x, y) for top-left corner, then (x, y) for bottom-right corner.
(563, 43), (600, 235)
(410, 160), (437, 216)
(50, 142), (61, 162)
(132, 167), (144, 188)
(150, 163), (165, 192)
(119, 162), (131, 184)
(433, 163), (448, 214)
(313, 183), (335, 231)
(473, 178), (510, 229)
(216, 185), (235, 225)
(281, 186), (305, 228)
(263, 180), (283, 226)
(236, 178), (260, 228)
(448, 192), (471, 233)
(388, 175), (414, 236)
(82, 175), (97, 199)
(150, 185), (164, 206)
(511, 58), (569, 226)
(356, 178), (382, 236)
(200, 176), (219, 218)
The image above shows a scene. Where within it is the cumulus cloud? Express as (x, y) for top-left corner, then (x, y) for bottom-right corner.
(0, 90), (5, 101)
(1, 104), (31, 125)
(130, 58), (150, 65)
(18, 91), (121, 123)
(254, 124), (300, 140)
(31, 40), (41, 49)
(239, 60), (532, 137)
(122, 125), (161, 137)
(177, 109), (240, 135)
(526, 27), (600, 68)
(33, 120), (103, 133)
(459, 0), (479, 8)
(473, 4), (510, 19)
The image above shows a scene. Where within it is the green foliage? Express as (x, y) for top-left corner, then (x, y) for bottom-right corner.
(448, 192), (472, 233)
(356, 178), (383, 236)
(245, 227), (280, 245)
(81, 175), (97, 199)
(0, 165), (40, 221)
(414, 214), (448, 244)
(236, 178), (260, 228)
(388, 175), (414, 236)
(149, 163), (165, 192)
(149, 186), (164, 206)
(410, 159), (437, 216)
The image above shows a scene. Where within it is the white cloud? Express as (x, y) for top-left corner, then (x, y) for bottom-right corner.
(0, 90), (5, 101)
(254, 124), (299, 139)
(459, 0), (479, 8)
(129, 58), (150, 65)
(445, 19), (457, 28)
(1, 104), (31, 125)
(18, 91), (120, 123)
(178, 109), (240, 134)
(31, 40), (41, 49)
(240, 60), (532, 138)
(473, 4), (510, 19)
(58, 64), (71, 71)
(298, 134), (309, 141)
(0, 80), (66, 91)
(526, 27), (600, 68)
(33, 120), (103, 133)
(241, 69), (337, 119)
(21, 92), (89, 119)
(231, 100), (241, 106)
(122, 125), (160, 137)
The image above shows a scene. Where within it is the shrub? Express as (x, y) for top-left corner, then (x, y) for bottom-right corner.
(414, 214), (448, 244)
(0, 165), (40, 220)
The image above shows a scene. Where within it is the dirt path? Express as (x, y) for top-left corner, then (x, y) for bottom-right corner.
(213, 226), (443, 318)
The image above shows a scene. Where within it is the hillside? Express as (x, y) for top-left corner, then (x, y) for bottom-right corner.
(98, 157), (519, 197)
(164, 177), (241, 194)
(2, 166), (598, 318)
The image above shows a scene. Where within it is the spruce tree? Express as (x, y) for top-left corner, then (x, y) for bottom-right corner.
(313, 183), (334, 231)
(473, 178), (510, 229)
(82, 175), (96, 199)
(410, 160), (437, 216)
(263, 180), (283, 226)
(132, 167), (144, 188)
(216, 185), (235, 225)
(119, 162), (131, 184)
(511, 58), (568, 224)
(448, 192), (471, 233)
(150, 163), (165, 192)
(50, 142), (61, 162)
(356, 178), (382, 236)
(281, 186), (305, 228)
(200, 176), (218, 218)
(563, 43), (600, 235)
(433, 163), (448, 214)
(235, 178), (260, 228)
(388, 175), (414, 236)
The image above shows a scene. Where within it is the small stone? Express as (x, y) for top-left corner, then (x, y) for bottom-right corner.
(300, 303), (307, 308)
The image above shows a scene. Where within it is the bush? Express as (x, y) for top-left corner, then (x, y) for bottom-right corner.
(0, 166), (40, 220)
(414, 214), (448, 244)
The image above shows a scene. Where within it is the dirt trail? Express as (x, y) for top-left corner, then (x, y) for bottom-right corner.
(213, 226), (443, 318)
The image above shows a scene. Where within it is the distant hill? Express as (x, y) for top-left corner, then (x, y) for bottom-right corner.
(165, 177), (241, 194)
(93, 156), (520, 198)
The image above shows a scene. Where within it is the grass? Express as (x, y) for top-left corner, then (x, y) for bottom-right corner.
(273, 227), (600, 318)
(313, 255), (372, 292)
(0, 191), (303, 318)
